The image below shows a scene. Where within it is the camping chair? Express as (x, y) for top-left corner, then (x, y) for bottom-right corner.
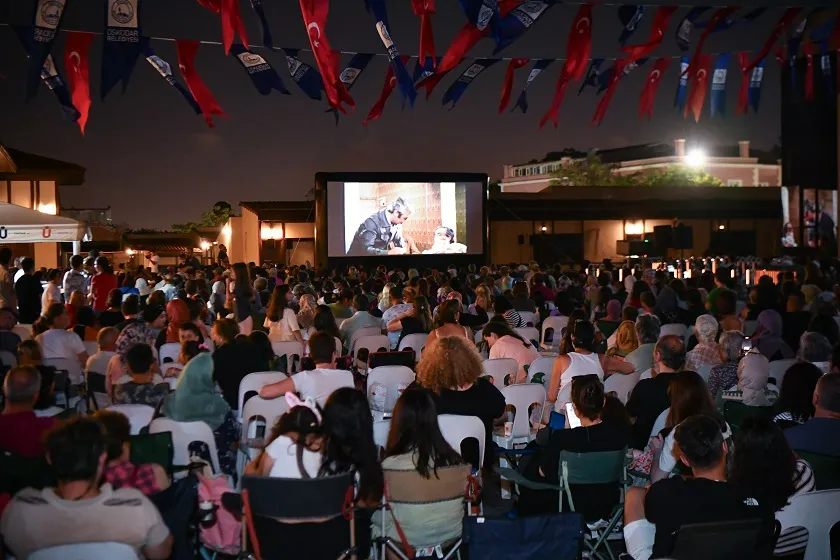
(794, 450), (840, 490)
(270, 341), (305, 374)
(241, 473), (359, 560)
(723, 401), (775, 433)
(464, 513), (584, 560)
(496, 448), (627, 560)
(28, 542), (139, 560)
(130, 431), (175, 477)
(776, 489), (840, 560)
(669, 518), (779, 560)
(374, 465), (471, 560)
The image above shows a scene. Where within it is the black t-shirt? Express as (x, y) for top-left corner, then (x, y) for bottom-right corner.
(213, 340), (270, 409)
(645, 477), (775, 558)
(397, 316), (430, 343)
(98, 310), (125, 328)
(626, 372), (674, 449)
(14, 275), (43, 324)
(782, 311), (811, 353)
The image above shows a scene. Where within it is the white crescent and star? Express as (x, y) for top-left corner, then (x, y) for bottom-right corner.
(576, 17), (590, 33)
(697, 69), (707, 80)
(307, 22), (321, 48)
(649, 69), (661, 82)
(178, 63), (187, 74)
(69, 51), (81, 71)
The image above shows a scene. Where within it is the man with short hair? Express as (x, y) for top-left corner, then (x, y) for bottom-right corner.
(327, 289), (355, 320)
(626, 334), (685, 449)
(86, 327), (119, 375)
(259, 331), (354, 406)
(0, 365), (56, 458)
(14, 257), (43, 324)
(111, 344), (168, 407)
(348, 196), (415, 256)
(0, 418), (173, 559)
(785, 372), (840, 456)
(623, 415), (773, 560)
(114, 295), (142, 332)
(63, 254), (89, 303)
(339, 294), (383, 349)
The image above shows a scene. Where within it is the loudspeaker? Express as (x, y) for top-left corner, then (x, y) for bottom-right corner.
(617, 239), (652, 256)
(673, 225), (694, 250)
(517, 234), (525, 245)
(653, 225), (673, 255)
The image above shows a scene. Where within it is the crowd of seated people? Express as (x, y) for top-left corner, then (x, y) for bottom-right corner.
(0, 253), (838, 559)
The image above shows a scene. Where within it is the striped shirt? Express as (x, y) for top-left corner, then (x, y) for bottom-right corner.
(773, 459), (815, 555)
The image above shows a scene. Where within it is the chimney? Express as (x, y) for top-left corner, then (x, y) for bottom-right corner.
(738, 140), (750, 158)
(674, 139), (686, 157)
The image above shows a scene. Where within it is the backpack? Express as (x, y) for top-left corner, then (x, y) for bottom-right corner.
(198, 475), (241, 555)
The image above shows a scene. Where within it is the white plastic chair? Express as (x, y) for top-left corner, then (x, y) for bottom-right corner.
(107, 404), (156, 435)
(743, 320), (758, 336)
(270, 341), (305, 374)
(649, 407), (669, 441)
(29, 542), (138, 560)
(527, 356), (557, 392)
(158, 342), (181, 365)
(541, 316), (568, 347)
(495, 384), (546, 447)
(604, 370), (642, 405)
(0, 350), (17, 368)
(659, 323), (687, 340)
(482, 358), (518, 389)
(398, 333), (430, 362)
(373, 419), (391, 450)
(625, 344), (655, 373)
(333, 336), (343, 356)
(43, 357), (84, 385)
(354, 335), (391, 364)
(514, 327), (540, 346)
(769, 358), (797, 387)
(474, 329), (484, 345)
(696, 363), (713, 383)
(12, 325), (31, 341)
(83, 341), (99, 357)
(776, 489), (840, 560)
(149, 417), (222, 475)
(349, 326), (382, 354)
(438, 414), (486, 469)
(518, 311), (538, 328)
(639, 368), (652, 380)
(237, 371), (288, 416)
(367, 365), (415, 413)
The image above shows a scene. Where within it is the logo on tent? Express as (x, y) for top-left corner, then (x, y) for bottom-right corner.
(42, 227), (51, 239)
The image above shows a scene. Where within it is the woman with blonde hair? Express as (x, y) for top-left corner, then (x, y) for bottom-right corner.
(296, 293), (317, 332)
(469, 284), (491, 315)
(378, 283), (395, 313)
(416, 336), (505, 468)
(606, 320), (639, 359)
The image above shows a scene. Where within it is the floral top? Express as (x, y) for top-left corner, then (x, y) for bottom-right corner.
(707, 362), (738, 398)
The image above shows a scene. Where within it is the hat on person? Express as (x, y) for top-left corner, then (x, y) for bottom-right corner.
(142, 304), (165, 323)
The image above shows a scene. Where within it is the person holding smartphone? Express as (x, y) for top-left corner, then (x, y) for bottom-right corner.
(517, 375), (631, 521)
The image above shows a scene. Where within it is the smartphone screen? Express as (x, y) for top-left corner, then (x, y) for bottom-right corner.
(741, 337), (752, 352)
(565, 402), (582, 429)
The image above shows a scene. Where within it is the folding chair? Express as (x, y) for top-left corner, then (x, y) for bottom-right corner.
(794, 450), (840, 490)
(374, 465), (471, 560)
(158, 342), (181, 365)
(237, 371), (287, 417)
(482, 358), (518, 389)
(775, 489), (840, 560)
(723, 401), (775, 434)
(464, 513), (583, 560)
(398, 333), (430, 363)
(367, 365), (416, 416)
(29, 542), (138, 560)
(669, 518), (778, 560)
(241, 473), (359, 560)
(270, 341), (305, 374)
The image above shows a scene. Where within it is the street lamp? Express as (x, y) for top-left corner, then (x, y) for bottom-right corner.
(685, 148), (706, 168)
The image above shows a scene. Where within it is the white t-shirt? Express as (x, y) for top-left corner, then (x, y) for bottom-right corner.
(264, 308), (300, 342)
(36, 329), (86, 362)
(291, 368), (355, 407)
(86, 350), (116, 375)
(41, 282), (61, 309)
(265, 434), (323, 478)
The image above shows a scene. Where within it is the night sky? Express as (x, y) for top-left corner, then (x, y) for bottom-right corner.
(0, 1), (808, 229)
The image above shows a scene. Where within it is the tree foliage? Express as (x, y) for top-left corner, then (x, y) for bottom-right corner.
(171, 201), (237, 232)
(549, 155), (724, 187)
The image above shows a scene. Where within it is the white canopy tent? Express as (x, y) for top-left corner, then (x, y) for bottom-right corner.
(0, 202), (85, 243)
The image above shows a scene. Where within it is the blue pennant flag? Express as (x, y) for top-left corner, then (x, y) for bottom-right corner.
(283, 48), (323, 101)
(808, 9), (834, 43)
(788, 17), (809, 85)
(331, 53), (374, 124)
(230, 44), (290, 96)
(578, 58), (604, 95)
(513, 59), (553, 113)
(413, 56), (442, 84)
(249, 0), (273, 49)
(493, 0), (556, 54)
(820, 43), (834, 96)
(25, 0), (68, 100)
(618, 5), (646, 46)
(709, 53), (730, 117)
(458, 0), (500, 40)
(367, 0), (417, 108)
(101, 0), (142, 100)
(14, 26), (79, 121)
(694, 7), (765, 33)
(597, 58), (647, 94)
(674, 56), (690, 109)
(140, 38), (201, 115)
(748, 59), (765, 114)
(442, 58), (501, 109)
(675, 7), (709, 51)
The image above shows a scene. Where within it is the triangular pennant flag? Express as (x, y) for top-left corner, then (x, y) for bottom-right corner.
(364, 55), (410, 125)
(674, 56), (690, 109)
(413, 56), (441, 84)
(688, 7), (740, 75)
(539, 3), (591, 128)
(736, 51), (750, 115)
(685, 53), (712, 122)
(592, 59), (627, 126)
(25, 0), (68, 100)
(442, 58), (501, 109)
(283, 48), (324, 101)
(618, 5), (646, 46)
(598, 58), (647, 95)
(709, 53), (730, 118)
(411, 0), (436, 67)
(578, 58), (604, 95)
(458, 0), (500, 40)
(331, 53), (374, 124)
(675, 7), (710, 52)
(230, 44), (290, 96)
(498, 58), (529, 113)
(101, 0), (142, 99)
(64, 31), (94, 134)
(746, 8), (803, 71)
(513, 59), (553, 113)
(748, 58), (766, 113)
(221, 0), (249, 55)
(367, 0), (417, 108)
(493, 0), (557, 54)
(140, 38), (201, 115)
(300, 0), (352, 112)
(176, 40), (227, 128)
(14, 26), (79, 122)
(249, 0), (273, 49)
(622, 6), (678, 64)
(639, 57), (670, 120)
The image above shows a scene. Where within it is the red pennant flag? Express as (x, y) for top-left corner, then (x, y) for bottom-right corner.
(831, 10), (840, 50)
(804, 41), (815, 101)
(300, 0), (354, 112)
(775, 45), (786, 66)
(746, 8), (803, 72)
(364, 55), (410, 126)
(592, 60), (626, 126)
(195, 0), (221, 11)
(639, 57), (670, 120)
(411, 0), (436, 68)
(688, 7), (739, 75)
(64, 32), (94, 135)
(539, 72), (571, 129)
(176, 40), (227, 128)
(220, 0), (249, 55)
(684, 54), (712, 122)
(736, 51), (750, 115)
(498, 58), (529, 113)
(622, 6), (678, 64)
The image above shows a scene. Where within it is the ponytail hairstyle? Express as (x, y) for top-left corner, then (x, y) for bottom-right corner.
(570, 374), (605, 421)
(560, 309), (589, 354)
(268, 394), (324, 478)
(481, 320), (531, 348)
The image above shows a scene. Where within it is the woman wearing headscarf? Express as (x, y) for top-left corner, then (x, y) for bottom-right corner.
(594, 299), (622, 339)
(753, 309), (795, 362)
(733, 350), (778, 407)
(296, 293), (317, 333)
(685, 315), (722, 372)
(156, 299), (190, 351)
(606, 320), (639, 359)
(105, 304), (167, 398)
(163, 352), (238, 477)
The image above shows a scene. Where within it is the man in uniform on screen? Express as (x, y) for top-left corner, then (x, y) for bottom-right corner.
(348, 197), (416, 256)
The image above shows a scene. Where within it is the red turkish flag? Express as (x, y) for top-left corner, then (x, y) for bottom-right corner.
(539, 71), (571, 129)
(684, 54), (712, 122)
(64, 31), (94, 135)
(195, 0), (220, 11)
(593, 60), (627, 126)
(804, 41), (815, 101)
(299, 0), (353, 112)
(498, 58), (529, 113)
(539, 3), (591, 128)
(622, 6), (678, 64)
(411, 0), (436, 68)
(638, 57), (670, 120)
(736, 51), (750, 115)
(746, 8), (802, 72)
(689, 7), (739, 75)
(176, 40), (227, 128)
(220, 0), (249, 55)
(364, 55), (410, 126)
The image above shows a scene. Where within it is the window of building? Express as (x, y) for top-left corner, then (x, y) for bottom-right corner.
(727, 179), (743, 187)
(758, 182), (769, 187)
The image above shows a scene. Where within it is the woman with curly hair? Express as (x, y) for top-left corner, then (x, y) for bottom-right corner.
(415, 336), (505, 468)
